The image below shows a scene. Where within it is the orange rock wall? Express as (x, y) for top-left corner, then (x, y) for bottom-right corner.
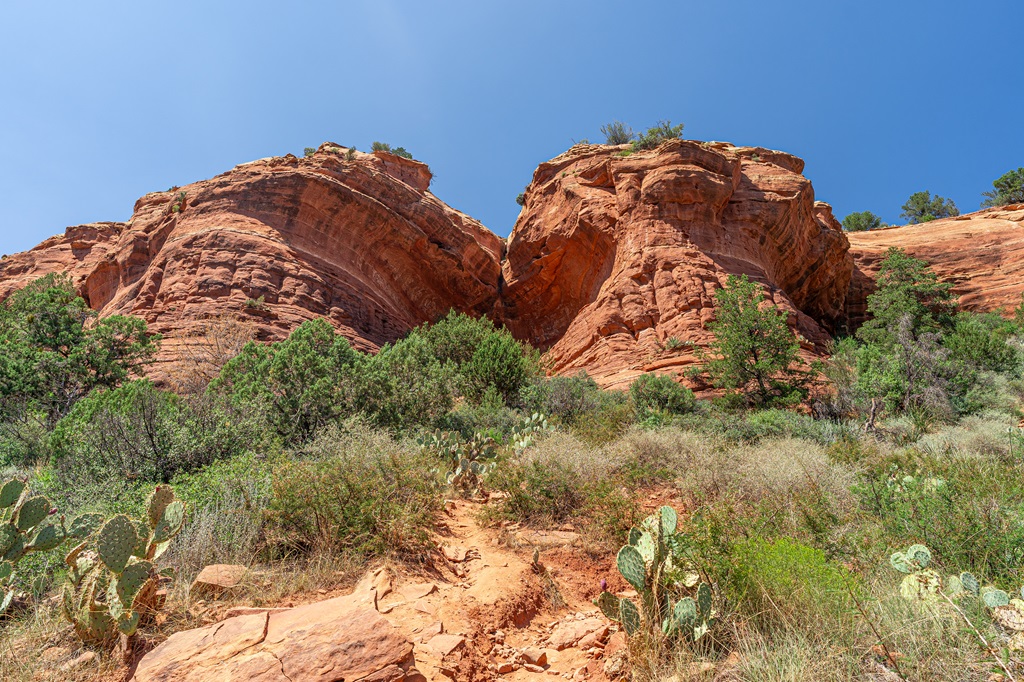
(0, 145), (503, 381)
(497, 140), (852, 388)
(845, 205), (1024, 327)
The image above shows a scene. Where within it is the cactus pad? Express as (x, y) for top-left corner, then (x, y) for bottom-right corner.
(0, 561), (12, 582)
(635, 531), (656, 564)
(906, 544), (931, 568)
(944, 574), (964, 597)
(594, 591), (621, 621)
(28, 523), (62, 552)
(993, 605), (1024, 632)
(116, 561), (153, 608)
(116, 610), (141, 636)
(153, 498), (185, 543)
(674, 597), (697, 628)
(619, 597), (640, 636)
(659, 506), (678, 536)
(97, 515), (137, 574)
(132, 519), (150, 558)
(983, 588), (1010, 609)
(696, 582), (712, 618)
(958, 571), (979, 596)
(0, 590), (13, 615)
(627, 527), (642, 547)
(899, 569), (941, 601)
(617, 545), (647, 592)
(2, 535), (25, 563)
(146, 486), (175, 530)
(0, 479), (25, 509)
(66, 513), (103, 540)
(15, 495), (51, 532)
(0, 525), (18, 556)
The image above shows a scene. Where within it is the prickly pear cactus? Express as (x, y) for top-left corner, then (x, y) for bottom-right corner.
(509, 413), (551, 453)
(0, 477), (102, 615)
(420, 430), (498, 497)
(594, 506), (715, 643)
(62, 485), (186, 645)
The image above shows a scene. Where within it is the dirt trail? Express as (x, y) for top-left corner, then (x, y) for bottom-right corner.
(371, 499), (621, 682)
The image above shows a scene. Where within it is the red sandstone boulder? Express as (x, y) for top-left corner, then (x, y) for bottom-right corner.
(131, 593), (421, 681)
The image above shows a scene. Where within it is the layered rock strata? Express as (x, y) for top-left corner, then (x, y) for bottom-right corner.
(496, 140), (852, 388)
(0, 144), (503, 381)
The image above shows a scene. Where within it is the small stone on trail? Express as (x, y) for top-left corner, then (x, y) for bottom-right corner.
(521, 648), (548, 666)
(190, 564), (247, 595)
(524, 663), (546, 673)
(442, 545), (469, 562)
(60, 651), (96, 671)
(427, 634), (466, 657)
(413, 598), (437, 614)
(498, 662), (515, 674)
(401, 582), (438, 600)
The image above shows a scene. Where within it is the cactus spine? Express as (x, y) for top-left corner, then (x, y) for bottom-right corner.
(0, 477), (102, 614)
(593, 506), (714, 642)
(62, 485), (185, 645)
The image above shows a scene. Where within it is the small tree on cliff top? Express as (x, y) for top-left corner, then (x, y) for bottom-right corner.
(981, 167), (1024, 208)
(700, 274), (803, 405)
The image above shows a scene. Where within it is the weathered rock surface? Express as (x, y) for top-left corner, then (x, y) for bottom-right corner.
(0, 139), (864, 389)
(0, 144), (503, 383)
(845, 204), (1024, 328)
(132, 593), (420, 681)
(497, 140), (853, 388)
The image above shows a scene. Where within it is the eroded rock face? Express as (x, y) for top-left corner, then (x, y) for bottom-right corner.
(496, 140), (853, 388)
(845, 205), (1024, 328)
(0, 140), (861, 389)
(0, 144), (503, 382)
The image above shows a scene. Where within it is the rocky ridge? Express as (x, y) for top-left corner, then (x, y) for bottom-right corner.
(845, 204), (1024, 328)
(11, 141), (1014, 389)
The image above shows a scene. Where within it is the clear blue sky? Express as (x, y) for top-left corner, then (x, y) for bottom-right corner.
(1, 1), (1021, 256)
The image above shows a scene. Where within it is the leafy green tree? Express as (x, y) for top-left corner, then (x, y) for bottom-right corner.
(351, 333), (454, 430)
(629, 374), (694, 418)
(981, 167), (1024, 208)
(0, 274), (159, 428)
(856, 248), (955, 349)
(463, 331), (536, 405)
(899, 191), (959, 224)
(701, 274), (801, 405)
(943, 312), (1019, 374)
(841, 211), (884, 232)
(210, 318), (359, 444)
(419, 311), (497, 368)
(601, 121), (635, 145)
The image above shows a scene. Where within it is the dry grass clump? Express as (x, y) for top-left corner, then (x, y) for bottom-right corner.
(915, 411), (1019, 458)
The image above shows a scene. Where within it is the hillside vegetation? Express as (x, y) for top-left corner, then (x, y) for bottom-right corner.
(1, 250), (1023, 681)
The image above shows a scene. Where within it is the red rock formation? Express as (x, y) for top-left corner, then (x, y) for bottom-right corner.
(0, 139), (865, 390)
(845, 205), (1024, 327)
(497, 140), (853, 389)
(0, 144), (503, 382)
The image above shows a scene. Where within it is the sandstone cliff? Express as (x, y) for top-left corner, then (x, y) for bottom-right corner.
(497, 140), (853, 388)
(0, 144), (503, 380)
(1, 139), (862, 389)
(845, 204), (1024, 327)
